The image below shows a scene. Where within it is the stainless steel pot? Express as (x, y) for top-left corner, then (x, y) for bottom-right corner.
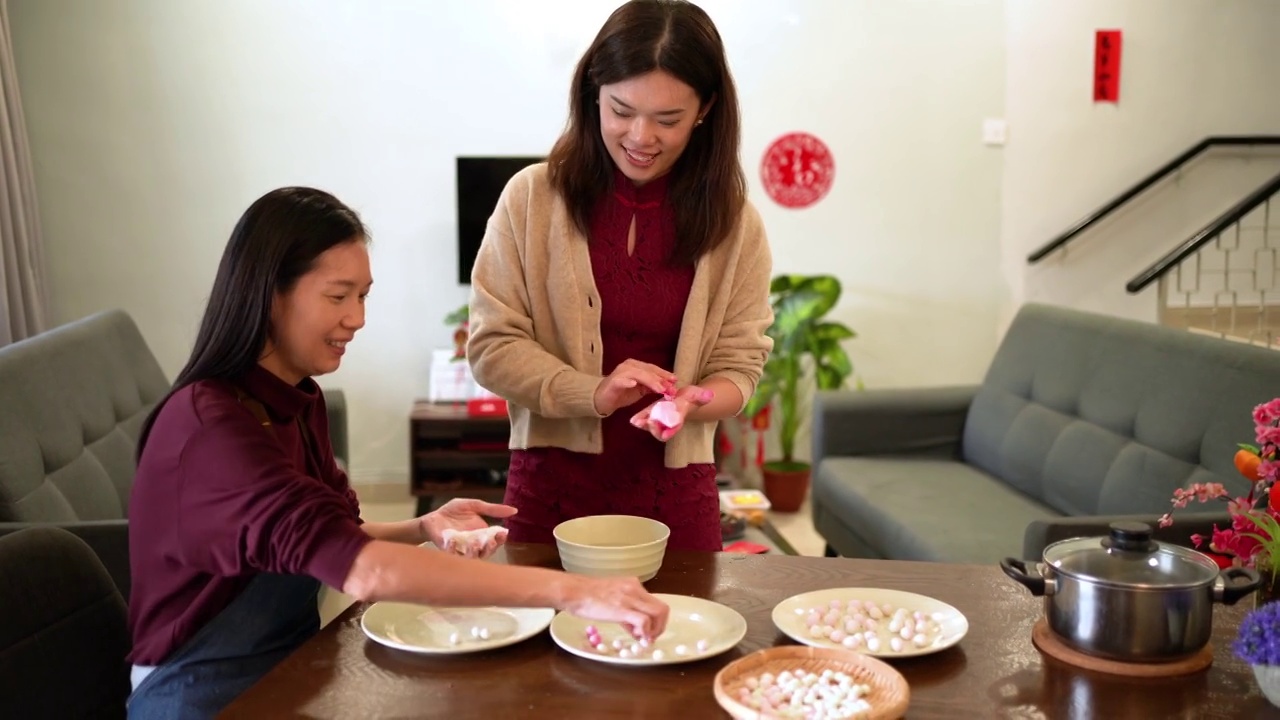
(1001, 521), (1260, 662)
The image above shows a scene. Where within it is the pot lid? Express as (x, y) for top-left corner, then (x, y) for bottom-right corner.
(1042, 521), (1221, 588)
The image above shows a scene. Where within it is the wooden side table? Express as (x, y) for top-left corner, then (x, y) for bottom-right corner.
(409, 401), (511, 516)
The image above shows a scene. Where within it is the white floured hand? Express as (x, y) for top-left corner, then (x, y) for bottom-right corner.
(440, 525), (509, 559)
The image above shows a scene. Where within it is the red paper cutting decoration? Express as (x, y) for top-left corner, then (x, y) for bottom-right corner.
(760, 132), (835, 209)
(750, 406), (771, 467)
(1093, 30), (1122, 103)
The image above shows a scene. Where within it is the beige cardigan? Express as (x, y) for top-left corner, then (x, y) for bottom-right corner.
(466, 163), (774, 468)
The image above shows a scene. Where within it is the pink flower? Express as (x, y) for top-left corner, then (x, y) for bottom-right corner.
(1164, 398), (1280, 563)
(1233, 513), (1252, 532)
(1197, 483), (1229, 502)
(1212, 525), (1262, 561)
(1259, 426), (1280, 446)
(1228, 495), (1256, 516)
(1171, 483), (1230, 508)
(1261, 460), (1280, 484)
(1254, 399), (1280, 427)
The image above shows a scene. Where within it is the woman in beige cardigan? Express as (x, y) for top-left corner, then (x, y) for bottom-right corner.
(467, 0), (773, 552)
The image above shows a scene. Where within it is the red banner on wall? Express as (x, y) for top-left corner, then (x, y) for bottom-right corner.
(1094, 30), (1122, 103)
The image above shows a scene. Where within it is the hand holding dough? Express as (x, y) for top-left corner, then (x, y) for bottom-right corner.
(649, 400), (682, 429)
(440, 525), (509, 558)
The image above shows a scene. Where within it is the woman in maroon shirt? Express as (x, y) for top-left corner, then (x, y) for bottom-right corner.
(125, 188), (668, 719)
(476, 0), (771, 552)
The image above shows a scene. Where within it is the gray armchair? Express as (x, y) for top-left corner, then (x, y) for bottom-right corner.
(0, 310), (168, 600)
(325, 386), (349, 471)
(810, 303), (1272, 564)
(0, 310), (352, 600)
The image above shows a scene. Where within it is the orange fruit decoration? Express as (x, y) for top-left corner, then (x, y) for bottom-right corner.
(1237, 449), (1263, 480)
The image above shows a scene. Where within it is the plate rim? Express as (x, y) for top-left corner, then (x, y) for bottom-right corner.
(771, 587), (969, 659)
(549, 592), (748, 666)
(360, 601), (556, 655)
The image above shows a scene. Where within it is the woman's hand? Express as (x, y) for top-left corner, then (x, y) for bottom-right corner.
(593, 359), (677, 416)
(559, 575), (670, 641)
(421, 499), (517, 558)
(630, 385), (715, 441)
(439, 526), (510, 559)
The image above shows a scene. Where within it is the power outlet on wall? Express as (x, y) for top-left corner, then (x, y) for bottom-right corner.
(982, 118), (1008, 146)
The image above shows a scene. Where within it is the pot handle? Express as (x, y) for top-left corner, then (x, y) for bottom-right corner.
(1001, 557), (1048, 597)
(1215, 566), (1262, 606)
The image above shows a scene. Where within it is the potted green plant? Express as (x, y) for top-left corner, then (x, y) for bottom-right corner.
(445, 304), (469, 360)
(743, 274), (857, 512)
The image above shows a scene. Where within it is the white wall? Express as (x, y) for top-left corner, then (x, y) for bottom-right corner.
(9, 0), (1007, 483)
(10, 1), (1278, 483)
(1000, 0), (1280, 330)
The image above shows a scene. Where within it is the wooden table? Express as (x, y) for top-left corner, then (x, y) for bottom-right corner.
(222, 546), (1280, 718)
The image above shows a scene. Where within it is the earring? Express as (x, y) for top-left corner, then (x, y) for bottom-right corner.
(695, 119), (704, 126)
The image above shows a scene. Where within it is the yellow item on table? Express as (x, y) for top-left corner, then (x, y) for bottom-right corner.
(724, 508), (766, 527)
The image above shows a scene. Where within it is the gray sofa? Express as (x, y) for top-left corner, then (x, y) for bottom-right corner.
(811, 302), (1278, 564)
(0, 309), (350, 600)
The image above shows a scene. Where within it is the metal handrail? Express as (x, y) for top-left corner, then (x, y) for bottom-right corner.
(1026, 136), (1280, 264)
(1126, 171), (1280, 294)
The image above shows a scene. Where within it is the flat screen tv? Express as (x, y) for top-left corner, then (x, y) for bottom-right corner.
(456, 156), (544, 284)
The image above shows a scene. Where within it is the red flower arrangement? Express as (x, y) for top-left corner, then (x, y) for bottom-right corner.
(1160, 399), (1280, 572)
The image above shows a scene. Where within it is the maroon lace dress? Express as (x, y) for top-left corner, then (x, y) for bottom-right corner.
(502, 169), (722, 552)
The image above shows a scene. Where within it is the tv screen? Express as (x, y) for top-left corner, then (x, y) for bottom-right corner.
(456, 156), (544, 284)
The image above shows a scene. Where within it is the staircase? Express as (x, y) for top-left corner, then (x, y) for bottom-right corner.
(1149, 186), (1280, 348)
(1028, 136), (1280, 348)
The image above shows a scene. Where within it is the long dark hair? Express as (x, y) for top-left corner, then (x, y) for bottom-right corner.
(136, 187), (367, 459)
(547, 0), (745, 265)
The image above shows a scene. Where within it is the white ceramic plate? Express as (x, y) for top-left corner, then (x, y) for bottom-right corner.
(772, 588), (968, 659)
(550, 593), (747, 666)
(360, 602), (554, 655)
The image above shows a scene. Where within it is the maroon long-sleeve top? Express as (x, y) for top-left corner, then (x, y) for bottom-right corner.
(126, 364), (371, 665)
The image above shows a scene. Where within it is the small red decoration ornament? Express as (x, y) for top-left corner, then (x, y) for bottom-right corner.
(750, 406), (771, 467)
(760, 132), (835, 209)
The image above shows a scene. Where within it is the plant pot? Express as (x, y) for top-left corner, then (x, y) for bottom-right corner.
(762, 463), (810, 513)
(1254, 665), (1280, 707)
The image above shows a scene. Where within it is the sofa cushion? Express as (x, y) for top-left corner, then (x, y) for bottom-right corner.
(0, 526), (130, 717)
(0, 310), (169, 522)
(812, 456), (1061, 563)
(962, 304), (1270, 516)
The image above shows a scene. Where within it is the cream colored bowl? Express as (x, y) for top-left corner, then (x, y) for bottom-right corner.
(553, 515), (670, 581)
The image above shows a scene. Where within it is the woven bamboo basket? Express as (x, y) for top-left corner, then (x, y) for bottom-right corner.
(713, 646), (909, 719)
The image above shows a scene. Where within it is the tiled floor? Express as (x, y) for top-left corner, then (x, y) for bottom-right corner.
(319, 492), (828, 627)
(767, 497), (826, 557)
